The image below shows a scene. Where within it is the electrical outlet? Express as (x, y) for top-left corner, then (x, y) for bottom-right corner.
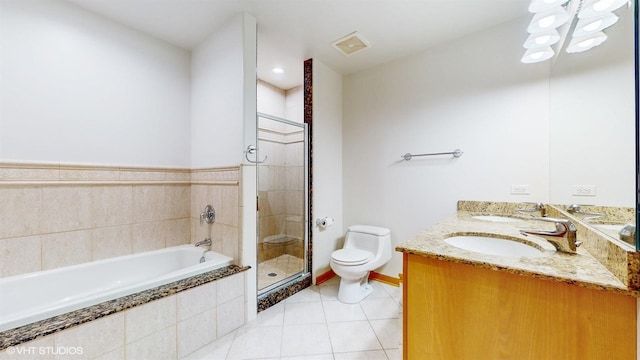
(572, 185), (596, 196)
(511, 185), (530, 195)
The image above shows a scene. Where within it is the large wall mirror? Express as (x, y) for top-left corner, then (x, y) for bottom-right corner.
(547, 0), (637, 249)
(636, 0), (639, 250)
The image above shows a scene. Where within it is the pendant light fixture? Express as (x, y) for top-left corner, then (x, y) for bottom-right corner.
(521, 0), (631, 64)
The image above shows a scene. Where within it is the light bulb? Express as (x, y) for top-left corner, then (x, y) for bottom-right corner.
(583, 19), (603, 32)
(527, 7), (570, 33)
(530, 51), (545, 60)
(573, 13), (618, 37)
(536, 35), (551, 44)
(521, 46), (554, 63)
(538, 15), (556, 28)
(524, 30), (560, 48)
(578, 0), (628, 18)
(566, 32), (607, 53)
(593, 0), (614, 11)
(578, 38), (596, 48)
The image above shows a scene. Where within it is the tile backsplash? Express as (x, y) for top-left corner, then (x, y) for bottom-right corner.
(0, 162), (241, 279)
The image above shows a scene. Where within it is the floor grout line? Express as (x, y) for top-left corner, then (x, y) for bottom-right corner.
(218, 280), (401, 360)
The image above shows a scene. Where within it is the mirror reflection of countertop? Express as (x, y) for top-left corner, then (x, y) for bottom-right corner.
(396, 211), (639, 297)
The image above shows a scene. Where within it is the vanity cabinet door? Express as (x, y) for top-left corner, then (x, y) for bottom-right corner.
(403, 253), (636, 360)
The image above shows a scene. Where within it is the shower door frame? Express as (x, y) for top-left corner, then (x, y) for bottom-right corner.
(256, 112), (310, 296)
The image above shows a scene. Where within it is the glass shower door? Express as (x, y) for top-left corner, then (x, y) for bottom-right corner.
(256, 113), (308, 294)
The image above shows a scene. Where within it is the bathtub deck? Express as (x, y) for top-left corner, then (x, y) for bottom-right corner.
(0, 265), (249, 351)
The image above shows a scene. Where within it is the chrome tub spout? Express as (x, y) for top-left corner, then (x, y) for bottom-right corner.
(195, 238), (212, 247)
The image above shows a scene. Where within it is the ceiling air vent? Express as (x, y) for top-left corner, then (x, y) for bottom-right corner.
(331, 31), (371, 56)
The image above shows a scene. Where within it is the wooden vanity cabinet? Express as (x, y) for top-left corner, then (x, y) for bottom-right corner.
(403, 253), (637, 359)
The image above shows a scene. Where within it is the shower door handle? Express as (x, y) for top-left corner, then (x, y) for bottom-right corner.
(245, 145), (267, 164)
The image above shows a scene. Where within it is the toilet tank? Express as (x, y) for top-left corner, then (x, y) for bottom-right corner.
(344, 225), (391, 254)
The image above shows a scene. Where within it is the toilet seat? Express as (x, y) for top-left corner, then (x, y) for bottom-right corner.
(331, 248), (371, 266)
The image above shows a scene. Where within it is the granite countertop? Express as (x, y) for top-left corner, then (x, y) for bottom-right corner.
(396, 211), (639, 297)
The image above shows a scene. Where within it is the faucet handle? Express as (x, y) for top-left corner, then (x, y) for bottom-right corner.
(523, 202), (545, 208)
(520, 217), (580, 253)
(565, 204), (604, 220)
(529, 217), (577, 233)
(529, 216), (572, 225)
(200, 205), (216, 225)
(567, 204), (583, 213)
(516, 202), (546, 217)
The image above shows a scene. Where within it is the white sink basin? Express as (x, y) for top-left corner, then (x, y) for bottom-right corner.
(444, 235), (548, 257)
(471, 215), (522, 223)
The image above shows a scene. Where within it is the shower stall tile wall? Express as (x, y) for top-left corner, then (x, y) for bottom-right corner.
(0, 162), (242, 280)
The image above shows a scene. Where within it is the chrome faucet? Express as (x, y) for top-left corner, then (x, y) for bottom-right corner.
(520, 217), (581, 253)
(516, 202), (546, 217)
(195, 238), (212, 247)
(566, 204), (604, 220)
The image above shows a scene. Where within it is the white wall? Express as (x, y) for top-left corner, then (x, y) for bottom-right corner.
(0, 0), (191, 167)
(549, 8), (635, 207)
(285, 86), (303, 123)
(342, 17), (550, 278)
(191, 13), (248, 168)
(257, 81), (303, 124)
(257, 80), (286, 117)
(237, 13), (258, 322)
(312, 60), (344, 280)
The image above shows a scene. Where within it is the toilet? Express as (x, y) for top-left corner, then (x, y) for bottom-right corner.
(330, 225), (392, 303)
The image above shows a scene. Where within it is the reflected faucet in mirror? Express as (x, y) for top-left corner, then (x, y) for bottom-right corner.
(516, 202), (546, 217)
(566, 204), (604, 220)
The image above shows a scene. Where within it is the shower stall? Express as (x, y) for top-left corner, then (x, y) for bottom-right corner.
(256, 113), (309, 295)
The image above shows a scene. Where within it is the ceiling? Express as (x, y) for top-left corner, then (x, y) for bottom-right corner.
(64, 0), (531, 90)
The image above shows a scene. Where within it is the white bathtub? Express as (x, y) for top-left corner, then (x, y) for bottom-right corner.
(0, 245), (233, 332)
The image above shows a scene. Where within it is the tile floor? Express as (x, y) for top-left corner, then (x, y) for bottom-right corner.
(184, 277), (403, 360)
(258, 254), (305, 290)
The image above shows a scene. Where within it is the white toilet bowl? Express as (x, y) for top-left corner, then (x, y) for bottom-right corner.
(330, 225), (391, 303)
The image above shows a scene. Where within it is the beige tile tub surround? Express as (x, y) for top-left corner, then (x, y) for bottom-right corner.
(0, 161), (241, 279)
(396, 201), (640, 296)
(190, 167), (241, 263)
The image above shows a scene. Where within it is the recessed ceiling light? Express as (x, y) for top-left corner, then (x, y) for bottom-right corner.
(272, 67), (284, 74)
